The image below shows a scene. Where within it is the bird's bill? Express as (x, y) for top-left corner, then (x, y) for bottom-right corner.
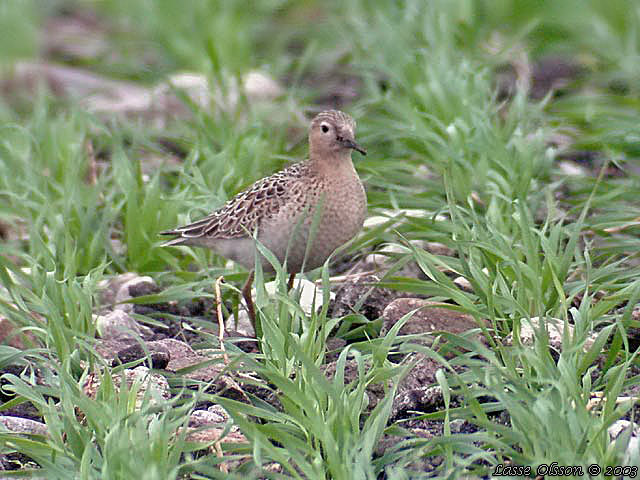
(340, 138), (367, 155)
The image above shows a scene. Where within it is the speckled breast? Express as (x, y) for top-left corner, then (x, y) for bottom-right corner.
(258, 171), (366, 273)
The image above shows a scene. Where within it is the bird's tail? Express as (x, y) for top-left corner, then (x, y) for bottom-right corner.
(158, 234), (190, 247)
(159, 219), (210, 246)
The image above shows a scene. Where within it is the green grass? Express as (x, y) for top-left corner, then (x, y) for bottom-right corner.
(0, 0), (639, 478)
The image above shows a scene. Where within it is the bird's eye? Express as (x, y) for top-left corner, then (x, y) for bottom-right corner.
(321, 124), (329, 133)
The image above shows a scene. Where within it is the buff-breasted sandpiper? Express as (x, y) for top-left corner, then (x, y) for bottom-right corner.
(161, 110), (367, 322)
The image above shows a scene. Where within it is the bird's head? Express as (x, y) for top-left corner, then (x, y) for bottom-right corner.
(309, 110), (366, 159)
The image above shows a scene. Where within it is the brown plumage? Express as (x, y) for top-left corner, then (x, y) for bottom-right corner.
(160, 110), (367, 322)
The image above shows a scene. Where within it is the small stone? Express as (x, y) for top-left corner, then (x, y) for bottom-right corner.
(0, 416), (48, 436)
(364, 242), (410, 266)
(424, 242), (456, 257)
(242, 71), (283, 102)
(83, 366), (170, 409)
(608, 420), (640, 439)
(148, 338), (226, 382)
(95, 309), (153, 341)
(112, 342), (170, 369)
(99, 272), (143, 306)
(363, 209), (446, 230)
(152, 70), (282, 116)
(189, 409), (227, 428)
(325, 337), (347, 362)
(207, 404), (230, 423)
(126, 366), (170, 400)
(114, 275), (158, 312)
(558, 160), (589, 177)
(232, 278), (335, 335)
(159, 73), (210, 109)
(360, 240), (427, 279)
(363, 215), (396, 229)
(381, 298), (486, 342)
(44, 10), (108, 61)
(391, 353), (446, 420)
(623, 438), (640, 464)
(608, 420), (640, 465)
(504, 316), (598, 352)
(0, 316), (34, 349)
(453, 276), (473, 292)
(328, 274), (394, 320)
(184, 426), (246, 445)
(225, 330), (259, 353)
(264, 278), (331, 315)
(229, 311), (255, 338)
(449, 419), (466, 433)
(322, 358), (388, 413)
(453, 268), (488, 293)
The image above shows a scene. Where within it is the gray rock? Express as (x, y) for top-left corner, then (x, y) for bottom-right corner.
(504, 316), (598, 352)
(207, 404), (230, 423)
(0, 416), (48, 436)
(391, 353), (445, 420)
(99, 272), (141, 306)
(381, 298), (487, 344)
(83, 366), (170, 409)
(95, 309), (153, 341)
(328, 274), (395, 320)
(147, 339), (226, 382)
(112, 342), (170, 369)
(114, 275), (158, 313)
(189, 409), (227, 428)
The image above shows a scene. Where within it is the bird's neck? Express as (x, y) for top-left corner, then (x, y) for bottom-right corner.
(308, 150), (355, 177)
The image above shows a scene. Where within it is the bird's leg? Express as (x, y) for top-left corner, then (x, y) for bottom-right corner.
(287, 272), (296, 291)
(214, 276), (229, 365)
(242, 270), (256, 331)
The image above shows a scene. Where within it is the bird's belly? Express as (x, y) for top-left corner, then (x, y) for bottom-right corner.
(207, 237), (259, 270)
(260, 178), (366, 272)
